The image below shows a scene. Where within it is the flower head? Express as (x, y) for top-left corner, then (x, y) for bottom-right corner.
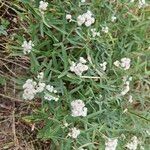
(79, 57), (87, 64)
(22, 74), (59, 102)
(44, 93), (59, 101)
(138, 0), (147, 8)
(126, 136), (139, 150)
(129, 95), (133, 103)
(91, 28), (100, 37)
(111, 15), (117, 22)
(23, 79), (37, 100)
(70, 58), (88, 76)
(66, 14), (72, 22)
(36, 82), (46, 93)
(44, 84), (58, 101)
(113, 58), (131, 70)
(113, 60), (120, 67)
(120, 76), (132, 96)
(100, 62), (107, 71)
(71, 99), (87, 117)
(77, 15), (86, 26)
(102, 26), (109, 33)
(68, 127), (80, 139)
(39, 1), (48, 13)
(120, 58), (131, 70)
(105, 138), (118, 150)
(22, 40), (34, 54)
(37, 72), (44, 80)
(77, 10), (95, 27)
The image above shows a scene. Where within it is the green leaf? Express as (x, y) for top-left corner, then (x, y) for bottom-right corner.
(0, 25), (8, 36)
(30, 52), (40, 73)
(0, 76), (6, 85)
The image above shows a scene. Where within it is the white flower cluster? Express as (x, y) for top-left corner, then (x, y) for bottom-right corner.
(23, 79), (46, 100)
(138, 0), (147, 8)
(23, 72), (59, 101)
(91, 28), (100, 37)
(68, 127), (80, 139)
(81, 0), (86, 3)
(71, 99), (87, 117)
(36, 82), (46, 93)
(121, 76), (132, 96)
(66, 14), (72, 22)
(111, 15), (117, 22)
(130, 0), (135, 2)
(23, 79), (37, 100)
(70, 57), (88, 76)
(77, 10), (95, 27)
(114, 57), (131, 70)
(39, 1), (48, 14)
(37, 72), (44, 80)
(102, 26), (109, 33)
(22, 40), (34, 54)
(100, 62), (107, 71)
(44, 84), (58, 101)
(126, 136), (139, 150)
(105, 138), (118, 150)
(129, 95), (133, 103)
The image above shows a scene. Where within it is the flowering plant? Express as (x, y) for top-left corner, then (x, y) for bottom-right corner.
(7, 0), (150, 149)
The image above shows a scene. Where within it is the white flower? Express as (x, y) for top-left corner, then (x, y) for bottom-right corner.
(68, 127), (80, 139)
(66, 14), (72, 22)
(83, 10), (92, 18)
(105, 138), (118, 150)
(85, 18), (95, 27)
(64, 122), (69, 127)
(44, 84), (58, 101)
(70, 58), (88, 76)
(70, 61), (76, 72)
(91, 28), (100, 37)
(81, 0), (86, 2)
(113, 58), (131, 70)
(100, 62), (107, 71)
(79, 57), (87, 64)
(126, 136), (139, 150)
(121, 84), (130, 96)
(37, 72), (44, 80)
(77, 15), (86, 26)
(111, 15), (117, 22)
(46, 85), (54, 92)
(22, 76), (59, 102)
(23, 79), (37, 100)
(113, 60), (120, 67)
(71, 100), (87, 117)
(74, 63), (88, 76)
(120, 58), (131, 70)
(39, 1), (48, 13)
(22, 40), (34, 54)
(138, 0), (147, 8)
(129, 95), (133, 103)
(23, 89), (35, 100)
(102, 26), (109, 33)
(36, 82), (46, 93)
(23, 79), (36, 89)
(120, 76), (131, 96)
(44, 92), (58, 101)
(77, 10), (95, 27)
